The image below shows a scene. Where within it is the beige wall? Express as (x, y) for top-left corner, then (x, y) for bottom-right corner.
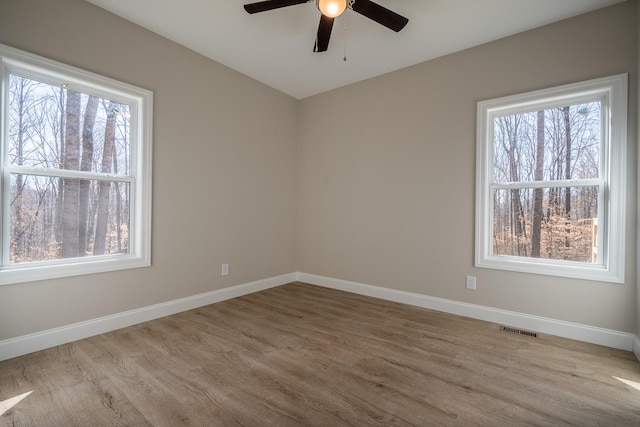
(297, 1), (638, 332)
(0, 0), (637, 342)
(0, 0), (298, 340)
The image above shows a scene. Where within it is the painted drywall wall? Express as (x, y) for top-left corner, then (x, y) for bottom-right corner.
(297, 1), (638, 333)
(0, 0), (637, 345)
(0, 0), (298, 340)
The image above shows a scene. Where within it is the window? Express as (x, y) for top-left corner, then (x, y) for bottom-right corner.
(0, 43), (152, 285)
(475, 74), (627, 283)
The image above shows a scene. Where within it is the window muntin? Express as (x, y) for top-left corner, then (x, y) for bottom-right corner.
(0, 43), (152, 284)
(476, 74), (627, 283)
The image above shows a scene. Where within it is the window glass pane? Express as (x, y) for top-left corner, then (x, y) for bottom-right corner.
(10, 174), (130, 263)
(492, 102), (600, 183)
(492, 186), (598, 263)
(8, 74), (131, 175)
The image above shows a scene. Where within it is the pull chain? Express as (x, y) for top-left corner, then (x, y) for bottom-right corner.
(343, 1), (354, 62)
(343, 11), (348, 61)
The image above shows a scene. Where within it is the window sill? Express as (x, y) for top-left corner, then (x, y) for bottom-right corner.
(0, 255), (150, 286)
(476, 255), (623, 284)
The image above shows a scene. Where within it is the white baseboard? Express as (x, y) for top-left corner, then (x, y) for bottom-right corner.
(0, 273), (296, 361)
(297, 272), (636, 352)
(2, 271), (635, 362)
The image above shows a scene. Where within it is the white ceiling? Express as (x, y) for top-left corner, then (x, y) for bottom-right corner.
(86, 0), (624, 99)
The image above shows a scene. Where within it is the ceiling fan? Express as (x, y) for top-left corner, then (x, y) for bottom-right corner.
(243, 0), (409, 53)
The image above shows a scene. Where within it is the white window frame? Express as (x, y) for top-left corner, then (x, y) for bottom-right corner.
(0, 43), (152, 285)
(475, 74), (627, 283)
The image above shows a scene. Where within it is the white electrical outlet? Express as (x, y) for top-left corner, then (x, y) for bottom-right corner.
(221, 263), (229, 276)
(466, 275), (476, 290)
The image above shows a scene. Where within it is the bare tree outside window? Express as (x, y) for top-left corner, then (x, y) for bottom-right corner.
(0, 43), (151, 285)
(8, 74), (131, 263)
(491, 102), (600, 263)
(476, 74), (626, 283)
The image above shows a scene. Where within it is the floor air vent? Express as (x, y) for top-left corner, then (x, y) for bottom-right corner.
(500, 326), (538, 338)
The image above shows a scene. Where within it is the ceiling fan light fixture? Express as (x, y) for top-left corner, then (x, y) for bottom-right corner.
(317, 0), (347, 18)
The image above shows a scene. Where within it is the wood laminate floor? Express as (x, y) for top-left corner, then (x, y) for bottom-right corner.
(1, 282), (640, 426)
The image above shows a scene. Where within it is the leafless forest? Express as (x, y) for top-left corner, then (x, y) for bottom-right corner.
(492, 102), (601, 263)
(8, 74), (131, 264)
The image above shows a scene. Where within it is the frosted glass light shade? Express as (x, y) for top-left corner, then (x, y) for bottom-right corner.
(317, 0), (347, 18)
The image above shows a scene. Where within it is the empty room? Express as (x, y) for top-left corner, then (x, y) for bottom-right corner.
(0, 0), (639, 425)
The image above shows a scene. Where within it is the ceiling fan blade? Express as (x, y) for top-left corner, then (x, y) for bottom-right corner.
(244, 0), (309, 14)
(313, 15), (334, 52)
(351, 0), (408, 32)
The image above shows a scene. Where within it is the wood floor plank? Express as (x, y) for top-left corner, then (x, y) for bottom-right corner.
(2, 282), (640, 426)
